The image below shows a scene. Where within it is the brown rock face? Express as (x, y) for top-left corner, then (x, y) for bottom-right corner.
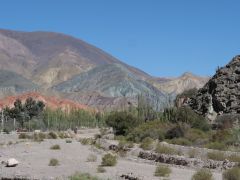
(190, 55), (240, 121)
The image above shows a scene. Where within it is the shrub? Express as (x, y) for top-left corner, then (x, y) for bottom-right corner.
(185, 129), (208, 143)
(154, 165), (171, 177)
(227, 154), (240, 163)
(188, 149), (198, 158)
(3, 128), (10, 134)
(33, 133), (45, 142)
(18, 133), (31, 139)
(69, 172), (100, 180)
(118, 140), (134, 149)
(86, 154), (97, 162)
(140, 137), (154, 150)
(205, 142), (226, 151)
(192, 169), (213, 180)
(97, 166), (106, 173)
(50, 144), (61, 150)
(66, 139), (72, 143)
(79, 138), (93, 145)
(169, 138), (192, 146)
(48, 158), (59, 166)
(223, 167), (240, 180)
(105, 111), (139, 136)
(127, 120), (167, 143)
(165, 124), (189, 139)
(207, 151), (226, 161)
(58, 132), (70, 139)
(155, 143), (179, 155)
(101, 153), (117, 166)
(48, 132), (58, 139)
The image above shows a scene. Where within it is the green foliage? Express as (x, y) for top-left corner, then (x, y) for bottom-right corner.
(105, 111), (139, 136)
(192, 169), (213, 180)
(168, 138), (192, 146)
(69, 172), (100, 180)
(140, 137), (154, 150)
(205, 142), (226, 151)
(4, 98), (45, 128)
(223, 167), (240, 180)
(207, 151), (226, 161)
(101, 153), (117, 166)
(43, 108), (100, 131)
(49, 158), (59, 166)
(163, 107), (210, 131)
(50, 144), (61, 150)
(127, 120), (167, 143)
(66, 139), (72, 143)
(154, 165), (171, 177)
(165, 123), (189, 139)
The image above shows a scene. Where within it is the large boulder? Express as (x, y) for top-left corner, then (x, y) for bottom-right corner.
(6, 158), (19, 167)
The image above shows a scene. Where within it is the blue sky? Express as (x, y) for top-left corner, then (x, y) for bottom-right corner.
(0, 0), (240, 77)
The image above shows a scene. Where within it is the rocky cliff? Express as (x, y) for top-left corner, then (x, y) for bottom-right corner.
(190, 55), (240, 122)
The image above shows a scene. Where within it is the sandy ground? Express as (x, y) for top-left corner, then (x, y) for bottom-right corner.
(0, 133), (223, 180)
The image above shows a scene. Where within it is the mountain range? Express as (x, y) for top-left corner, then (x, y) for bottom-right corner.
(0, 29), (209, 110)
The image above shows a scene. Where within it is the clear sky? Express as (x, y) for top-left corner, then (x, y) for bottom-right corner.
(0, 0), (240, 77)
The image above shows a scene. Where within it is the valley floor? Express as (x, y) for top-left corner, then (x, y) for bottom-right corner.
(0, 132), (222, 180)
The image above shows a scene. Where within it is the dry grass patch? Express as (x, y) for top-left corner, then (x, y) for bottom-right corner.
(154, 165), (171, 177)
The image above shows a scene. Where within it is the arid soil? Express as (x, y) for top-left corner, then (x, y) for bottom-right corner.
(0, 131), (222, 180)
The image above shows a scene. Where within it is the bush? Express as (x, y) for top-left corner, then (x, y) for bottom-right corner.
(79, 138), (93, 145)
(188, 149), (198, 158)
(48, 132), (58, 139)
(50, 144), (61, 150)
(18, 133), (31, 139)
(58, 132), (70, 139)
(97, 166), (106, 173)
(33, 133), (45, 142)
(207, 151), (226, 161)
(118, 140), (134, 150)
(168, 138), (192, 146)
(223, 167), (240, 180)
(154, 165), (171, 177)
(69, 172), (100, 180)
(227, 154), (240, 163)
(140, 137), (154, 150)
(192, 169), (213, 180)
(49, 158), (59, 166)
(105, 111), (139, 136)
(205, 142), (226, 151)
(185, 129), (208, 144)
(66, 139), (72, 143)
(127, 120), (167, 143)
(155, 143), (179, 155)
(165, 124), (189, 139)
(86, 154), (97, 162)
(101, 153), (117, 166)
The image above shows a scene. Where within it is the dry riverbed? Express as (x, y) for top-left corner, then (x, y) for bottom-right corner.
(0, 131), (223, 180)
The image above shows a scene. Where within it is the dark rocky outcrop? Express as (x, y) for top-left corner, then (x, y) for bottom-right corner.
(190, 55), (240, 123)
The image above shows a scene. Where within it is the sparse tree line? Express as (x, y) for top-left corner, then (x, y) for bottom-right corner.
(0, 97), (105, 132)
